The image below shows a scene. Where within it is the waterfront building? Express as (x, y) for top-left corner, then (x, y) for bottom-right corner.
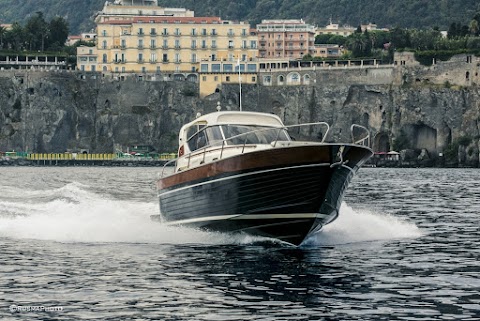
(93, 0), (258, 75)
(316, 22), (355, 37)
(77, 46), (98, 72)
(257, 19), (316, 59)
(316, 22), (388, 38)
(313, 44), (344, 58)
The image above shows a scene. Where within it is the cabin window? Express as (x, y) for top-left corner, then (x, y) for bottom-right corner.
(186, 126), (223, 151)
(220, 125), (289, 145)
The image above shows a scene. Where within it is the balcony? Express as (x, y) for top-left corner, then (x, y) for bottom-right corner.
(190, 60), (197, 63)
(174, 45), (181, 49)
(162, 45), (169, 49)
(162, 59), (169, 63)
(227, 32), (234, 36)
(191, 45), (197, 49)
(149, 59), (157, 63)
(150, 31), (157, 36)
(150, 45), (156, 49)
(210, 32), (217, 36)
(137, 32), (145, 37)
(138, 45), (144, 49)
(137, 59), (145, 64)
(174, 32), (181, 37)
(162, 32), (169, 36)
(174, 60), (182, 64)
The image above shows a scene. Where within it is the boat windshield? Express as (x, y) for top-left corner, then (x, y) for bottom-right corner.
(221, 125), (289, 145)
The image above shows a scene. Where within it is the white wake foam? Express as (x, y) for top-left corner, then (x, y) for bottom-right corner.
(307, 203), (423, 246)
(0, 184), (421, 246)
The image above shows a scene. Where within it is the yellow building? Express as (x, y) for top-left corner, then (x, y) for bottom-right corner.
(77, 46), (98, 72)
(198, 60), (259, 98)
(94, 1), (258, 74)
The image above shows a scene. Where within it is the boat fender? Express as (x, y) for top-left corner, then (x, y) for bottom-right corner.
(178, 145), (184, 157)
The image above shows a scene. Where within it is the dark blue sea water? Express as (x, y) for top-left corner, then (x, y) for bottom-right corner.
(0, 167), (479, 320)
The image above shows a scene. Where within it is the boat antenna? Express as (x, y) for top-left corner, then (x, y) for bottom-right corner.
(237, 57), (242, 111)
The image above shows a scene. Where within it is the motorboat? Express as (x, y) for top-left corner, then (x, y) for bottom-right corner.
(153, 109), (373, 245)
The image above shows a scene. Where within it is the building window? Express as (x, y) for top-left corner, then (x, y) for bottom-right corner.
(138, 39), (143, 48)
(175, 28), (180, 36)
(102, 40), (107, 49)
(192, 28), (196, 36)
(151, 39), (156, 48)
(191, 53), (197, 63)
(263, 75), (272, 85)
(250, 40), (257, 49)
(223, 64), (233, 72)
(202, 76), (207, 81)
(278, 75), (284, 84)
(175, 53), (180, 63)
(202, 28), (207, 36)
(191, 39), (196, 48)
(150, 28), (156, 35)
(228, 40), (234, 49)
(139, 28), (144, 35)
(102, 30), (107, 37)
(212, 64), (221, 72)
(151, 53), (156, 62)
(226, 76), (230, 82)
(163, 39), (168, 48)
(102, 54), (107, 63)
(211, 29), (217, 36)
(201, 40), (207, 48)
(212, 40), (217, 48)
(214, 76), (218, 81)
(252, 76), (256, 82)
(163, 28), (168, 35)
(200, 64), (208, 72)
(138, 53), (143, 62)
(175, 39), (180, 48)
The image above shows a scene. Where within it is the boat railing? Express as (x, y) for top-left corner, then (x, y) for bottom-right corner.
(160, 122), (331, 178)
(350, 124), (370, 146)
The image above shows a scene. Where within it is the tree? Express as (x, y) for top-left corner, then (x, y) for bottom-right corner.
(48, 16), (69, 50)
(0, 26), (6, 49)
(8, 22), (25, 51)
(25, 12), (49, 51)
(469, 19), (479, 36)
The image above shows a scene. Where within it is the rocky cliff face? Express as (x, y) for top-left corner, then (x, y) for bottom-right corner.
(1, 70), (479, 166)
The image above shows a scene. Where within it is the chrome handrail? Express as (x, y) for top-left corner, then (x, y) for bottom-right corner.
(350, 124), (370, 146)
(160, 122), (331, 179)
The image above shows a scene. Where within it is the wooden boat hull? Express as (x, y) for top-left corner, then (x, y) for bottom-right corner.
(156, 144), (372, 245)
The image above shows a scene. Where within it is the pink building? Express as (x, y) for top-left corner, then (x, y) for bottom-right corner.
(257, 19), (316, 60)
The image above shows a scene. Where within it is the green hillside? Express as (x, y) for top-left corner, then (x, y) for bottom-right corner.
(0, 0), (479, 34)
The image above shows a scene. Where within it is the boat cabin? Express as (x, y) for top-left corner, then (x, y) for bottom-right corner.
(176, 111), (291, 171)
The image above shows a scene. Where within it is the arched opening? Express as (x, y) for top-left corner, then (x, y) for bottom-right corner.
(374, 132), (390, 152)
(186, 74), (198, 83)
(303, 74), (310, 85)
(277, 75), (285, 85)
(173, 74), (185, 81)
(287, 72), (300, 85)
